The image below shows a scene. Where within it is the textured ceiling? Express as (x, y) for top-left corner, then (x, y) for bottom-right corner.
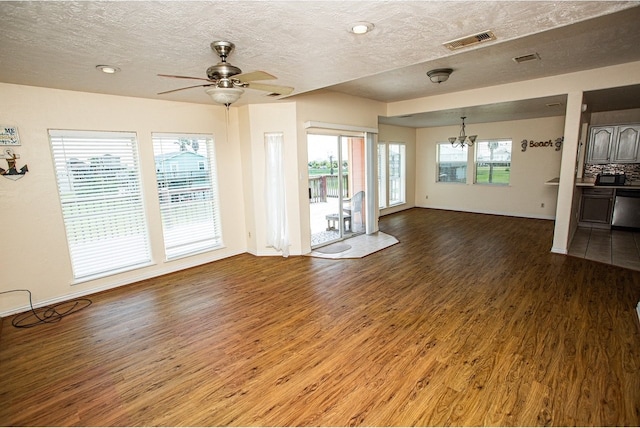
(1, 1), (639, 126)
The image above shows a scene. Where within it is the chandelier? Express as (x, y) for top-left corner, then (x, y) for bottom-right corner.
(449, 116), (477, 148)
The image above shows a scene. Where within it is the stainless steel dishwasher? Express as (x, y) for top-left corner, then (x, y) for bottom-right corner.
(612, 189), (640, 229)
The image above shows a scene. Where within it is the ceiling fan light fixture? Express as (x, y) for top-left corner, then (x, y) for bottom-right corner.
(206, 87), (244, 107)
(350, 22), (374, 34)
(427, 68), (453, 84)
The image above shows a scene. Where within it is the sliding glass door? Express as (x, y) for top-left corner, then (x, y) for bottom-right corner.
(307, 134), (366, 248)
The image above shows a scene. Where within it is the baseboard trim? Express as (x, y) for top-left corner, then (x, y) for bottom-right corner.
(416, 205), (556, 221)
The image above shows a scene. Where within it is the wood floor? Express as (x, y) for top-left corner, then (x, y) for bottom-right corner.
(1, 208), (640, 426)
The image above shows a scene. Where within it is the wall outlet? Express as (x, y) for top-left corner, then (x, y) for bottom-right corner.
(248, 231), (251, 238)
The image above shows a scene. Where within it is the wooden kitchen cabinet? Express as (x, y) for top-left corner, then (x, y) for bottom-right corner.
(587, 126), (615, 164)
(579, 188), (614, 226)
(611, 125), (640, 162)
(587, 124), (640, 164)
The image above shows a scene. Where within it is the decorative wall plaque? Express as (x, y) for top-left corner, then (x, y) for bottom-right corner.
(0, 126), (20, 146)
(521, 137), (563, 152)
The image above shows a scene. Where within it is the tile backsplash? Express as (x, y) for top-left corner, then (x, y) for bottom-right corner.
(584, 163), (640, 182)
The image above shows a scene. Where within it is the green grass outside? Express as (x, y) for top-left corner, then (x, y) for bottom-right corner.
(476, 165), (510, 184)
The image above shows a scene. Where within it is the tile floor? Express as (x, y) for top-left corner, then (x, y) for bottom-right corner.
(307, 232), (399, 259)
(568, 227), (640, 271)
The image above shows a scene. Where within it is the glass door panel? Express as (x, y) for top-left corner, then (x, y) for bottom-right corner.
(342, 136), (366, 236)
(308, 134), (341, 248)
(307, 134), (366, 248)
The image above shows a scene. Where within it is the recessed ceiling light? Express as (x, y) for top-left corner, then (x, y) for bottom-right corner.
(350, 22), (374, 34)
(96, 65), (120, 74)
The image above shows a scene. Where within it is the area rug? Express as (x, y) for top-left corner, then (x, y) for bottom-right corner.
(308, 231), (399, 259)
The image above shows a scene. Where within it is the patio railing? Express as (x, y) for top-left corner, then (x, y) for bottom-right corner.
(309, 174), (349, 203)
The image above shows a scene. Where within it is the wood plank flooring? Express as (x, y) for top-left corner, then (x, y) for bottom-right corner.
(1, 208), (640, 426)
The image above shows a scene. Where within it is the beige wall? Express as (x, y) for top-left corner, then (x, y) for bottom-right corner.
(416, 116), (565, 219)
(0, 83), (247, 315)
(590, 108), (640, 126)
(242, 102), (300, 256)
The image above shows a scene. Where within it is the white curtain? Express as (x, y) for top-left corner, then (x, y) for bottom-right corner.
(265, 132), (290, 257)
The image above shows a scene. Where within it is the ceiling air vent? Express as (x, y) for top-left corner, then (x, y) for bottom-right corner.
(443, 30), (496, 50)
(513, 53), (541, 64)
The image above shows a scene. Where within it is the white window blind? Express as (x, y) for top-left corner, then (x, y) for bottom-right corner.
(49, 130), (151, 281)
(152, 133), (222, 259)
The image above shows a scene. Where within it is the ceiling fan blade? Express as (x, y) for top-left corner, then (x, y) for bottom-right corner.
(158, 83), (215, 95)
(247, 82), (294, 95)
(235, 70), (276, 82)
(158, 73), (212, 83)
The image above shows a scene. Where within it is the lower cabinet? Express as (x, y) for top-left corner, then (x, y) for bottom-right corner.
(579, 188), (614, 226)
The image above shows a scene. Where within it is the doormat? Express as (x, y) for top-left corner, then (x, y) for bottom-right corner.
(314, 242), (352, 254)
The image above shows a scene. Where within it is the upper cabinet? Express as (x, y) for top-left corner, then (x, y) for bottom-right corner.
(587, 126), (616, 163)
(587, 124), (640, 164)
(612, 125), (640, 162)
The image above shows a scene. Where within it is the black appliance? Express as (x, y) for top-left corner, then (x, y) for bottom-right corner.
(612, 189), (640, 230)
(595, 173), (626, 186)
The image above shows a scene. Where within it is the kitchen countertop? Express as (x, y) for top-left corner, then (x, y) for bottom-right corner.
(545, 177), (640, 188)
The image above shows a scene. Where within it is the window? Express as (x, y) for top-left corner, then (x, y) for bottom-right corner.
(49, 130), (151, 281)
(153, 134), (222, 259)
(377, 142), (406, 207)
(437, 142), (468, 183)
(377, 143), (387, 209)
(388, 143), (406, 205)
(475, 140), (512, 185)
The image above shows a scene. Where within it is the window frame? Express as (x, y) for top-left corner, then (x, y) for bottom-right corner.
(377, 143), (387, 209)
(387, 142), (406, 206)
(436, 142), (468, 184)
(49, 129), (152, 282)
(474, 139), (512, 186)
(152, 133), (223, 261)
(377, 141), (406, 208)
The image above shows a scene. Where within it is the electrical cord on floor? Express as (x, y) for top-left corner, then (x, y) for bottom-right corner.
(0, 289), (92, 328)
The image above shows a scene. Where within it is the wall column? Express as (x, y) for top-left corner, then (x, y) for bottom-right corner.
(552, 91), (583, 253)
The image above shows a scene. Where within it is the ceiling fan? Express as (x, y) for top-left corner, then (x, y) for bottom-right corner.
(158, 41), (294, 107)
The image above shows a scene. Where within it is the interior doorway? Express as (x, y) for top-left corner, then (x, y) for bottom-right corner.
(307, 134), (366, 248)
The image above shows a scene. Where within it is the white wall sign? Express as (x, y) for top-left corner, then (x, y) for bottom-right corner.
(0, 126), (20, 146)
